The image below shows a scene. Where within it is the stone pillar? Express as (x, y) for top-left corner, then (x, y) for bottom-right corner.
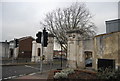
(92, 37), (98, 70)
(45, 34), (54, 62)
(77, 40), (85, 68)
(31, 41), (37, 62)
(14, 47), (19, 59)
(67, 30), (85, 69)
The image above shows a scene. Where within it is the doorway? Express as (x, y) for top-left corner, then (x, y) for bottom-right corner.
(10, 49), (13, 58)
(38, 48), (41, 56)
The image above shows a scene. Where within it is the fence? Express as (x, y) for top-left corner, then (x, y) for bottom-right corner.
(2, 58), (31, 64)
(2, 58), (67, 69)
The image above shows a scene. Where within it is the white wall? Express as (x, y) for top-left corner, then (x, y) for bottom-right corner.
(0, 42), (9, 58)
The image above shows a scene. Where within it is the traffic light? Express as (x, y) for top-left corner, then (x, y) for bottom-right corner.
(36, 32), (42, 43)
(15, 39), (19, 48)
(43, 28), (48, 47)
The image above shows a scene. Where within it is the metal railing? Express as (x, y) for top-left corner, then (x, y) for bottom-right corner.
(2, 58), (31, 64)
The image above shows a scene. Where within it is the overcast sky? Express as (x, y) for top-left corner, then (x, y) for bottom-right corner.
(0, 0), (119, 42)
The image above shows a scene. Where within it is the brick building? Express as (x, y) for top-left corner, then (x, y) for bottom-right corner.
(18, 36), (35, 58)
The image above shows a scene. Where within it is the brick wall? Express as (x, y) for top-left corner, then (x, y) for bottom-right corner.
(18, 37), (34, 58)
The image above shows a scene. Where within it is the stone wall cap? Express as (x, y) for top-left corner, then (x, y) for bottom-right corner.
(94, 31), (120, 38)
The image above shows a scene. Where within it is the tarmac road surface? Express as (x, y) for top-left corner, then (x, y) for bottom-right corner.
(2, 59), (67, 80)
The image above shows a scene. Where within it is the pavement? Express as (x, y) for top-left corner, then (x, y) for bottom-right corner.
(2, 67), (96, 81)
(2, 71), (50, 81)
(16, 71), (49, 79)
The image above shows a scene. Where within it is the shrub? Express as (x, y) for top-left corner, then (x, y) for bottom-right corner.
(61, 68), (75, 75)
(54, 72), (68, 79)
(54, 68), (75, 79)
(97, 68), (120, 80)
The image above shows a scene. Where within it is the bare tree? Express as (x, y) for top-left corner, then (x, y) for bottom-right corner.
(40, 2), (96, 52)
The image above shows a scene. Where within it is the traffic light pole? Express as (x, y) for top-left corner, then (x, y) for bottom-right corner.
(40, 33), (44, 73)
(36, 28), (48, 73)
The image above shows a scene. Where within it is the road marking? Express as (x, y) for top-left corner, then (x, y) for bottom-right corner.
(29, 73), (36, 75)
(2, 74), (26, 80)
(19, 75), (24, 77)
(11, 76), (17, 78)
(25, 65), (39, 70)
(3, 77), (8, 80)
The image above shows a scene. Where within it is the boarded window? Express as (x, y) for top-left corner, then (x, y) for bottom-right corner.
(98, 59), (115, 70)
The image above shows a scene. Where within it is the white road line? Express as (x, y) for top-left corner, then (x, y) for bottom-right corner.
(29, 73), (36, 75)
(19, 74), (26, 77)
(19, 75), (24, 77)
(3, 77), (8, 80)
(25, 65), (39, 70)
(11, 76), (17, 78)
(2, 67), (60, 80)
(2, 74), (26, 80)
(7, 77), (12, 79)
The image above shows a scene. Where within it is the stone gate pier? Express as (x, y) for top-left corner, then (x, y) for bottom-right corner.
(67, 30), (85, 69)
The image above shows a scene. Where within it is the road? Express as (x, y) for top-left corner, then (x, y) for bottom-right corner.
(2, 59), (67, 79)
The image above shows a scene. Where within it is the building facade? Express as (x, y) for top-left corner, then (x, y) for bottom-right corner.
(106, 19), (120, 33)
(93, 31), (120, 70)
(67, 19), (120, 70)
(0, 41), (9, 58)
(31, 34), (54, 62)
(18, 36), (34, 58)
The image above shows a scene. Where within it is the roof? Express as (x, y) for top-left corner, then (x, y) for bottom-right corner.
(19, 36), (35, 41)
(0, 42), (9, 44)
(9, 36), (35, 42)
(94, 31), (120, 38)
(105, 19), (120, 23)
(9, 40), (14, 43)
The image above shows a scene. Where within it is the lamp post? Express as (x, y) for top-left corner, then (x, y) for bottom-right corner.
(60, 43), (62, 70)
(60, 40), (64, 70)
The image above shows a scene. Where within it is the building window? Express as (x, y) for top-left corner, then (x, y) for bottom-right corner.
(38, 48), (41, 56)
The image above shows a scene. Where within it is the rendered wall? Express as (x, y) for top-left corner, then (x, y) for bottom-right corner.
(93, 32), (120, 70)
